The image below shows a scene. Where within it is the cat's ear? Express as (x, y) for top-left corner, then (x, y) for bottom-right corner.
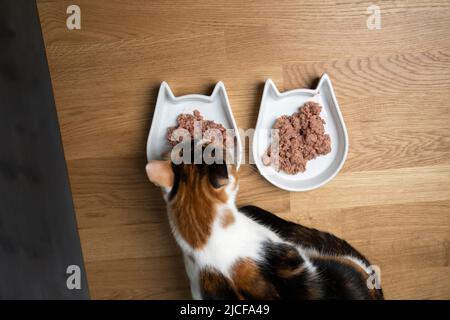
(145, 160), (174, 188)
(208, 163), (229, 189)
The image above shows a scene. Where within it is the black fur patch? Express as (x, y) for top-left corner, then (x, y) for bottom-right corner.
(168, 162), (182, 201)
(207, 163), (229, 189)
(241, 205), (384, 300)
(258, 241), (320, 299)
(239, 205), (369, 263)
(309, 256), (383, 300)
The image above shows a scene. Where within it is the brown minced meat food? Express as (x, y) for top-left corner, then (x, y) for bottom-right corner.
(262, 102), (331, 174)
(167, 110), (228, 147)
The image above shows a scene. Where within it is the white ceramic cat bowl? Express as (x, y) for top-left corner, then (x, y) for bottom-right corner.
(146, 82), (243, 169)
(253, 73), (348, 192)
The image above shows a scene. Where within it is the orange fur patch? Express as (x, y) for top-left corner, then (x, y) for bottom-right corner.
(277, 265), (306, 278)
(169, 164), (235, 249)
(231, 258), (279, 299)
(221, 209), (235, 228)
(199, 268), (236, 298)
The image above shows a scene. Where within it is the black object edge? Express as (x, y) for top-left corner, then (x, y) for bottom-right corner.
(0, 0), (89, 299)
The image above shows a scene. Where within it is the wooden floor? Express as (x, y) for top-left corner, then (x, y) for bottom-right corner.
(37, 0), (450, 299)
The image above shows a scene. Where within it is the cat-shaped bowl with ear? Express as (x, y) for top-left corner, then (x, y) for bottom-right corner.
(147, 82), (243, 169)
(253, 74), (348, 191)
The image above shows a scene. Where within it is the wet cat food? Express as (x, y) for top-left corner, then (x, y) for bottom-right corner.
(167, 110), (229, 147)
(262, 102), (331, 174)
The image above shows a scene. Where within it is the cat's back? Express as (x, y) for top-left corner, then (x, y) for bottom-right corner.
(237, 205), (384, 300)
(195, 205), (383, 300)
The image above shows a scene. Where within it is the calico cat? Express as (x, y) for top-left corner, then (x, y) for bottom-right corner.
(145, 142), (383, 300)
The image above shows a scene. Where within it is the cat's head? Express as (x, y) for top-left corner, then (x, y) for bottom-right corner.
(145, 140), (238, 204)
